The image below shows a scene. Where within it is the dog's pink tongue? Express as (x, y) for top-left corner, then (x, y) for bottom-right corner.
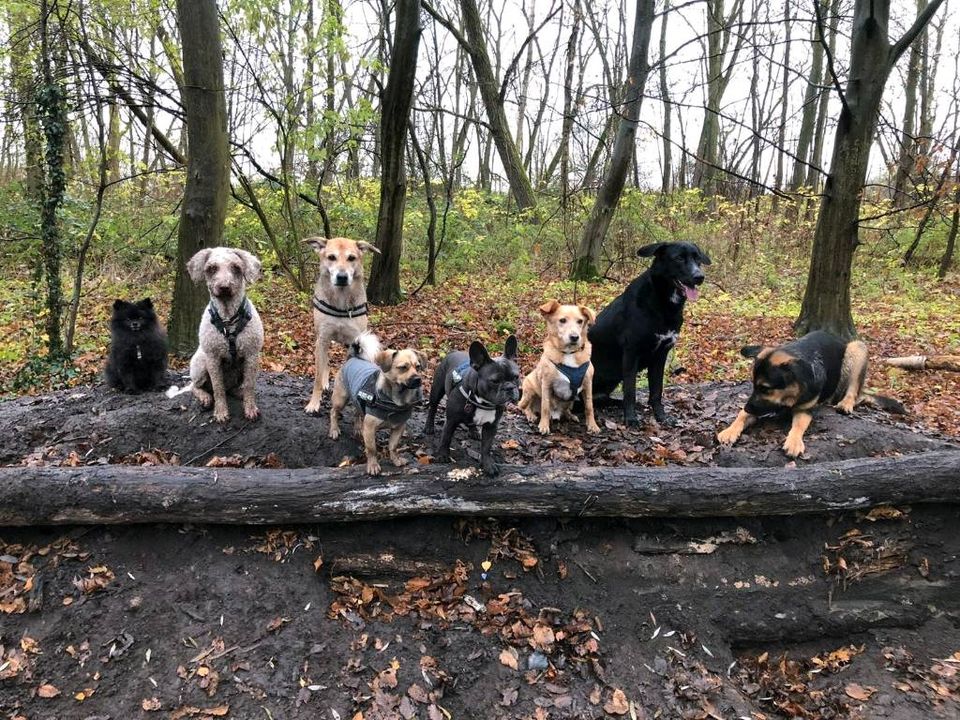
(683, 285), (700, 302)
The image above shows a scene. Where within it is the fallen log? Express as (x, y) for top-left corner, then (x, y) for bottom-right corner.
(883, 354), (960, 372)
(1, 450), (958, 526)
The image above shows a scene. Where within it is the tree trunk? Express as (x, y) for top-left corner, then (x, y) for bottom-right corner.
(167, 0), (231, 355)
(37, 0), (68, 359)
(8, 4), (43, 199)
(659, 0), (672, 195)
(938, 176), (960, 279)
(692, 0), (745, 196)
(891, 0), (925, 207)
(916, 13), (943, 161)
(805, 0), (840, 191)
(772, 0), (791, 205)
(458, 0), (536, 209)
(570, 0), (654, 280)
(0, 450), (957, 526)
(367, 0), (421, 305)
(790, 0), (828, 191)
(558, 0), (580, 202)
(795, 0), (947, 339)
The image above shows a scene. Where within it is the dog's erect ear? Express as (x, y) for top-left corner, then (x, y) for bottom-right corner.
(304, 236), (327, 254)
(578, 305), (596, 324)
(503, 335), (519, 360)
(186, 248), (212, 283)
(233, 249), (262, 284)
(137, 298), (154, 310)
(469, 341), (492, 369)
(374, 349), (396, 372)
(741, 345), (769, 359)
(112, 299), (129, 312)
(637, 243), (667, 258)
(538, 299), (560, 317)
(356, 240), (381, 256)
(694, 244), (712, 266)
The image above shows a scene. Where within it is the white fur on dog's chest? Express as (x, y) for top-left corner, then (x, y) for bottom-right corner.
(472, 407), (497, 426)
(655, 331), (678, 349)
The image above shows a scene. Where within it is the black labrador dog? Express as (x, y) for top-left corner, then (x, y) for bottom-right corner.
(589, 241), (710, 426)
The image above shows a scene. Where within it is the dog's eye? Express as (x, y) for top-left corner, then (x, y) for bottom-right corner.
(559, 318), (567, 324)
(231, 264), (242, 276)
(577, 319), (584, 325)
(206, 265), (217, 275)
(347, 255), (357, 262)
(396, 364), (409, 371)
(327, 254), (337, 261)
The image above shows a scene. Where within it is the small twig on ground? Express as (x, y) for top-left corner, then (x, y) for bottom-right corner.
(181, 424), (251, 466)
(574, 559), (598, 584)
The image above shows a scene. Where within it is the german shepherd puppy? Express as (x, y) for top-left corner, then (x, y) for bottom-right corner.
(717, 330), (872, 458)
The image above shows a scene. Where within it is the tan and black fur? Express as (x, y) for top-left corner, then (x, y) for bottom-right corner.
(717, 330), (870, 458)
(519, 300), (601, 435)
(328, 334), (425, 476)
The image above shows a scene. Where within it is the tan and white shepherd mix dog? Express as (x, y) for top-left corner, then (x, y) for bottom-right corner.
(519, 299), (601, 435)
(304, 236), (380, 414)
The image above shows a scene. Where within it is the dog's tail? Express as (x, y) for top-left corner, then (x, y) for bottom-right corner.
(165, 382), (193, 399)
(349, 331), (382, 362)
(861, 392), (907, 415)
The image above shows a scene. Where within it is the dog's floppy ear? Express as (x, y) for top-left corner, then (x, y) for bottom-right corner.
(375, 349), (396, 372)
(469, 341), (492, 369)
(578, 305), (596, 324)
(356, 240), (382, 255)
(538, 299), (560, 316)
(637, 243), (667, 258)
(503, 335), (518, 360)
(232, 249), (262, 284)
(304, 236), (327, 254)
(741, 345), (770, 359)
(414, 350), (427, 370)
(694, 244), (712, 266)
(186, 248), (212, 282)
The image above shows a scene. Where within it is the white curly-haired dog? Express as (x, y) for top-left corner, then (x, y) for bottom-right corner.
(168, 247), (264, 423)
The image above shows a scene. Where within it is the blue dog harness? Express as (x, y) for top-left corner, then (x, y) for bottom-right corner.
(208, 297), (253, 363)
(342, 357), (416, 423)
(552, 360), (590, 395)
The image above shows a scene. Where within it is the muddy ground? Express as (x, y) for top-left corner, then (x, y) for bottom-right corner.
(1, 374), (959, 719)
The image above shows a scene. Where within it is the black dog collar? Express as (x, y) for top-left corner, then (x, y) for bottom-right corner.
(208, 297), (252, 363)
(312, 295), (368, 319)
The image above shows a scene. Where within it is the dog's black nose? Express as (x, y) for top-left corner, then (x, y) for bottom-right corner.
(691, 272), (705, 286)
(569, 334), (580, 343)
(406, 376), (422, 389)
(335, 274), (349, 286)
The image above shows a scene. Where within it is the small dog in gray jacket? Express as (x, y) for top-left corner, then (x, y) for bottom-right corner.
(329, 333), (425, 476)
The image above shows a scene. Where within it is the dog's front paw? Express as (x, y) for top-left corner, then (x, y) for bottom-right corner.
(481, 458), (500, 477)
(523, 408), (538, 423)
(586, 419), (601, 434)
(213, 406), (230, 423)
(654, 410), (678, 427)
(244, 404), (260, 421)
(716, 425), (741, 446)
(537, 419), (551, 435)
(624, 415), (641, 428)
(782, 435), (805, 458)
(304, 398), (322, 415)
(834, 397), (856, 415)
(328, 424), (341, 440)
(366, 458), (382, 476)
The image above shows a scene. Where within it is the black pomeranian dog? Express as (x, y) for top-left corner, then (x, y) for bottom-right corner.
(105, 298), (169, 392)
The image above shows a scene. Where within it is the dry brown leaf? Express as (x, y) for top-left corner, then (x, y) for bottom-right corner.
(499, 646), (519, 670)
(37, 683), (60, 698)
(844, 683), (876, 701)
(604, 688), (630, 715)
(142, 697), (162, 711)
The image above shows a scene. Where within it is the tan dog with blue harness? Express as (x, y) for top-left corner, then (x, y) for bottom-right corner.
(519, 300), (601, 435)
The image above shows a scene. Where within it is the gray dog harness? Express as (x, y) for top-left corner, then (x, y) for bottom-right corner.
(342, 357), (415, 423)
(208, 297), (252, 363)
(451, 360), (497, 412)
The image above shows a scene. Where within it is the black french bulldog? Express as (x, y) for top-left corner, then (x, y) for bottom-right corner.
(425, 336), (520, 477)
